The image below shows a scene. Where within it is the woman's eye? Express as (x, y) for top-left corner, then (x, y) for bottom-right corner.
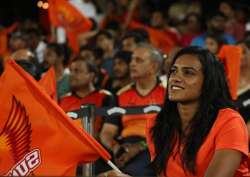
(169, 68), (176, 74)
(184, 70), (195, 75)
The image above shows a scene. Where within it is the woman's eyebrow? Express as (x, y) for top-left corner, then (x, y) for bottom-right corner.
(172, 65), (201, 71)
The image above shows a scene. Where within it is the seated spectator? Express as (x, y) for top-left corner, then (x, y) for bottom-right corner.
(181, 13), (202, 47)
(59, 56), (115, 136)
(121, 30), (147, 52)
(11, 49), (40, 80)
(191, 12), (235, 47)
(43, 43), (70, 99)
(95, 30), (114, 76)
(205, 33), (227, 55)
(79, 44), (112, 90)
(100, 43), (165, 176)
(219, 1), (246, 41)
(110, 50), (132, 94)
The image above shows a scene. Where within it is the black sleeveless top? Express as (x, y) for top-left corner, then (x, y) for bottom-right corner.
(236, 88), (250, 122)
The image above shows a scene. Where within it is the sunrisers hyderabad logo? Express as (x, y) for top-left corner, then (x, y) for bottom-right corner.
(0, 97), (41, 176)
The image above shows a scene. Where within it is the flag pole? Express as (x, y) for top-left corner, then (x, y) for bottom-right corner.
(107, 160), (122, 173)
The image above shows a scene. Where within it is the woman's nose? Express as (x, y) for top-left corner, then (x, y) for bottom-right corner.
(169, 72), (182, 83)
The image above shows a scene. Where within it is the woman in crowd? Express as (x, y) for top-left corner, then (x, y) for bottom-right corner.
(101, 46), (249, 177)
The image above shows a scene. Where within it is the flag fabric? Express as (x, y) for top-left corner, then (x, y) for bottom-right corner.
(128, 21), (177, 53)
(39, 67), (57, 101)
(218, 45), (242, 100)
(48, 0), (92, 53)
(0, 60), (111, 176)
(0, 23), (17, 57)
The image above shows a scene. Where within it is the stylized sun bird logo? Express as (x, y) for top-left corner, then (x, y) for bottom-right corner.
(0, 97), (41, 176)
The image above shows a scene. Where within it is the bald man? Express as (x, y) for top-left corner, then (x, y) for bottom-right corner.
(11, 49), (40, 80)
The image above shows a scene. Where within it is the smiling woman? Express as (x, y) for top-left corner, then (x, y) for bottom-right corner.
(148, 46), (250, 177)
(99, 47), (250, 177)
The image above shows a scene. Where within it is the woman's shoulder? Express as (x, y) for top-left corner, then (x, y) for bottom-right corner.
(216, 108), (244, 123)
(213, 108), (246, 133)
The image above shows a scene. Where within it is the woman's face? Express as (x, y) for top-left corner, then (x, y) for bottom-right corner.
(168, 54), (204, 103)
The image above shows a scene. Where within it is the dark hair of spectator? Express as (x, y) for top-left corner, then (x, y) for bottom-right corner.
(80, 44), (104, 61)
(9, 30), (27, 41)
(150, 46), (234, 175)
(95, 30), (113, 39)
(126, 28), (150, 42)
(206, 11), (227, 21)
(113, 50), (132, 64)
(72, 55), (98, 74)
(47, 43), (70, 65)
(104, 20), (120, 31)
(122, 30), (147, 44)
(89, 18), (98, 30)
(206, 32), (227, 48)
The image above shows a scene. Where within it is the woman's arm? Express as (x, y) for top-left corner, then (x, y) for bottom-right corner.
(205, 149), (243, 177)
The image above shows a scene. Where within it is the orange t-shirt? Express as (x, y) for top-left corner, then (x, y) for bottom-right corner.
(146, 108), (250, 177)
(118, 82), (165, 138)
(59, 90), (114, 134)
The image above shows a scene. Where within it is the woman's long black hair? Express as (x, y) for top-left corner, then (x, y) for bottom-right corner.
(150, 46), (235, 175)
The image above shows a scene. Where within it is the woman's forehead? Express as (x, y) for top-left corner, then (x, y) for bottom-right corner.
(174, 54), (202, 68)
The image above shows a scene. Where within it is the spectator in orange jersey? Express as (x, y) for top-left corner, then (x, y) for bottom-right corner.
(101, 46), (249, 177)
(79, 44), (111, 90)
(99, 43), (165, 176)
(59, 56), (115, 136)
(59, 57), (115, 176)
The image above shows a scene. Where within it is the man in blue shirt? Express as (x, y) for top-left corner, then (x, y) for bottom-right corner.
(191, 12), (236, 47)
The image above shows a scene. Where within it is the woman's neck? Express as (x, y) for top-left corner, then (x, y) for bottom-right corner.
(177, 101), (199, 132)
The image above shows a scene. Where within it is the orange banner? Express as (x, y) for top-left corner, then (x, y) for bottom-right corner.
(129, 21), (176, 53)
(48, 0), (92, 53)
(0, 60), (110, 176)
(218, 45), (242, 100)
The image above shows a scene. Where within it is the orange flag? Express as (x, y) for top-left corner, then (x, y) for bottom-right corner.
(128, 21), (176, 53)
(48, 0), (92, 53)
(39, 67), (57, 101)
(0, 60), (111, 176)
(0, 23), (17, 57)
(218, 45), (242, 100)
